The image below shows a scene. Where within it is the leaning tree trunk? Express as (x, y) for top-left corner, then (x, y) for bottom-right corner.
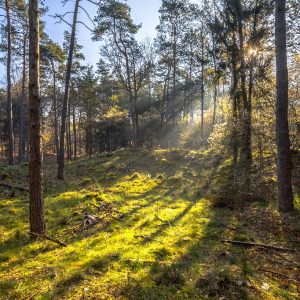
(28, 0), (45, 235)
(57, 0), (80, 179)
(5, 0), (14, 165)
(275, 0), (294, 212)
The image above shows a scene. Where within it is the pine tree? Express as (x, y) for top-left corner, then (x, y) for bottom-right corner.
(275, 0), (294, 212)
(28, 0), (45, 234)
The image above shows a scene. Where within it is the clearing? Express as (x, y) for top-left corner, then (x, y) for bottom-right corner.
(0, 148), (299, 299)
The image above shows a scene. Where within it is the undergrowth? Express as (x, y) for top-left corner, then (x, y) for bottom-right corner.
(0, 148), (299, 299)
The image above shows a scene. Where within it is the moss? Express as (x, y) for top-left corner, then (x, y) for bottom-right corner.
(0, 149), (298, 300)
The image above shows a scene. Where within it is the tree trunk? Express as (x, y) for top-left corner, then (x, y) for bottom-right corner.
(72, 96), (77, 160)
(5, 0), (14, 165)
(275, 0), (294, 212)
(28, 0), (45, 235)
(212, 29), (218, 127)
(200, 28), (205, 141)
(124, 54), (137, 148)
(57, 0), (80, 179)
(171, 25), (177, 124)
(50, 61), (59, 162)
(212, 81), (217, 127)
(66, 111), (70, 159)
(236, 2), (252, 192)
(161, 65), (170, 128)
(231, 40), (239, 168)
(86, 122), (92, 156)
(68, 95), (72, 159)
(19, 33), (27, 163)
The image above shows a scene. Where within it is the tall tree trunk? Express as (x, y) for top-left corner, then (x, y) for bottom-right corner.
(72, 96), (77, 160)
(231, 41), (239, 168)
(248, 0), (258, 109)
(161, 66), (170, 128)
(172, 27), (177, 123)
(212, 81), (217, 127)
(78, 110), (82, 156)
(5, 0), (14, 165)
(28, 0), (45, 234)
(50, 61), (59, 162)
(211, 27), (218, 127)
(124, 53), (137, 147)
(275, 0), (294, 212)
(57, 0), (80, 179)
(200, 28), (205, 141)
(235, 2), (252, 192)
(86, 122), (92, 156)
(66, 111), (70, 159)
(19, 33), (27, 163)
(68, 96), (72, 159)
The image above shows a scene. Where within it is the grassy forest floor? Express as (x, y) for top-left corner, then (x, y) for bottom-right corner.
(0, 148), (299, 300)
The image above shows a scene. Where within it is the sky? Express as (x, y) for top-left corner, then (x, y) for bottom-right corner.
(0, 0), (162, 84)
(43, 0), (162, 67)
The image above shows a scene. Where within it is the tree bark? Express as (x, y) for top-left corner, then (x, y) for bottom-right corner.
(5, 0), (14, 165)
(235, 1), (252, 192)
(200, 27), (205, 140)
(68, 94), (72, 159)
(212, 30), (218, 127)
(50, 60), (59, 162)
(171, 24), (177, 124)
(231, 36), (239, 168)
(19, 33), (27, 163)
(124, 53), (137, 148)
(72, 95), (77, 160)
(28, 0), (45, 234)
(57, 0), (80, 179)
(275, 0), (294, 212)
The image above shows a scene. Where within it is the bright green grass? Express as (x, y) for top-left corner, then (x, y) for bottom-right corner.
(0, 149), (299, 300)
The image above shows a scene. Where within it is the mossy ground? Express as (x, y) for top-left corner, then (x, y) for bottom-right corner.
(0, 148), (299, 299)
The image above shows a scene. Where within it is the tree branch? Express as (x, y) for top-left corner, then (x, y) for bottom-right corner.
(77, 20), (93, 32)
(79, 5), (95, 26)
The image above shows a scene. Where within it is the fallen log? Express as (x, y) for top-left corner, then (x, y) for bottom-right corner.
(262, 247), (300, 268)
(0, 182), (29, 192)
(258, 269), (300, 283)
(222, 240), (296, 252)
(29, 232), (67, 247)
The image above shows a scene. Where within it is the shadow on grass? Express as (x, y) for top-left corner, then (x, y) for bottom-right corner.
(139, 163), (221, 246)
(40, 253), (119, 299)
(118, 205), (247, 300)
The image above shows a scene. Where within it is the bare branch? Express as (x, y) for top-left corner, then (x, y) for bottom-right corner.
(50, 14), (72, 27)
(86, 0), (100, 5)
(79, 5), (95, 27)
(77, 20), (93, 32)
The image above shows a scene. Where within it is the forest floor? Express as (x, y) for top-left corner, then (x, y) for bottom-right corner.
(0, 148), (299, 300)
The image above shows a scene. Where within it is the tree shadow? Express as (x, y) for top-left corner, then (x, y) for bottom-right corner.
(139, 163), (221, 245)
(39, 253), (118, 299)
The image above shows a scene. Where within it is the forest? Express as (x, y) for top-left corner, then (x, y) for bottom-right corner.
(0, 0), (299, 299)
